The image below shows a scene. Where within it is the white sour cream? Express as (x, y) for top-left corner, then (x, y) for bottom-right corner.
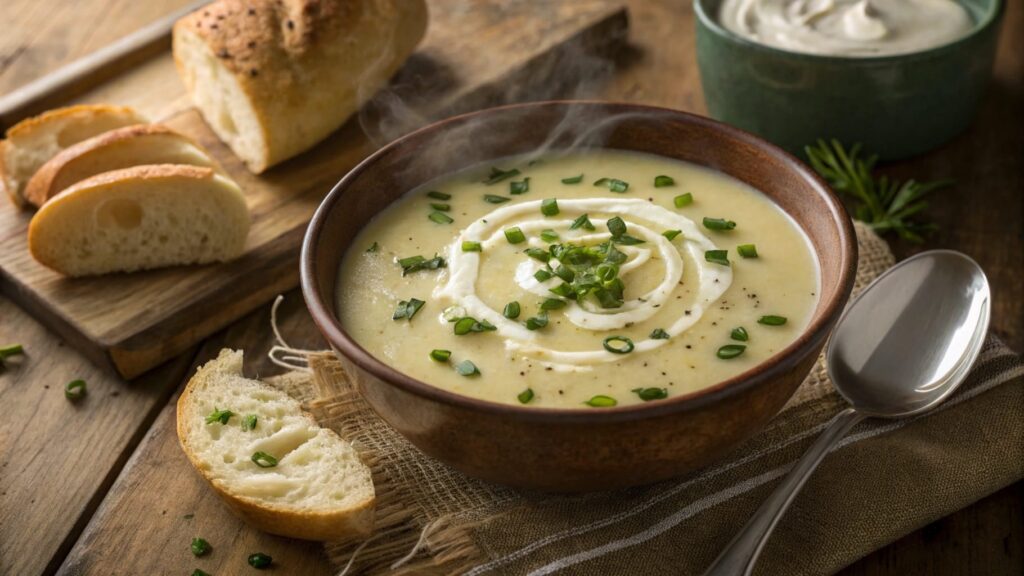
(718, 0), (974, 57)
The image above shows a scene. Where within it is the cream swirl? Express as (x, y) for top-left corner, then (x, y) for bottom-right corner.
(434, 199), (731, 371)
(718, 0), (974, 57)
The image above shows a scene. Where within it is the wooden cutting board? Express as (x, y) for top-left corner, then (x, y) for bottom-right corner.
(0, 1), (628, 379)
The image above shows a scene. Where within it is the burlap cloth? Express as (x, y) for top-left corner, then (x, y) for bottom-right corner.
(274, 222), (1024, 575)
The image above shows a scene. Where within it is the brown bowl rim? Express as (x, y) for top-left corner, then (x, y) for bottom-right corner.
(301, 100), (857, 424)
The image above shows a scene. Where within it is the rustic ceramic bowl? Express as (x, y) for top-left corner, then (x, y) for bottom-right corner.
(694, 0), (1004, 160)
(302, 101), (857, 492)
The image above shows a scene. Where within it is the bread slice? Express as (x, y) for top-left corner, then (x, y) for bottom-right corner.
(23, 124), (216, 208)
(1, 104), (146, 207)
(28, 165), (249, 276)
(177, 349), (375, 541)
(172, 0), (427, 173)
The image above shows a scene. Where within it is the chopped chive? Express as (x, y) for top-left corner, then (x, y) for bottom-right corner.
(427, 190), (450, 200)
(504, 227), (526, 244)
(365, 242), (379, 253)
(650, 328), (670, 340)
(248, 553), (273, 569)
(607, 216), (626, 238)
(705, 250), (730, 266)
(430, 349), (451, 362)
(453, 317), (496, 335)
(562, 174), (584, 184)
(570, 213), (596, 231)
(431, 202), (451, 212)
(615, 235), (645, 246)
(549, 283), (574, 298)
(429, 211), (454, 224)
(703, 217), (736, 231)
(398, 254), (446, 275)
(524, 313), (548, 330)
(533, 269), (553, 282)
(541, 198), (559, 216)
(503, 301), (521, 319)
(462, 241), (482, 252)
(738, 244), (759, 258)
(632, 387), (668, 401)
(455, 360), (480, 376)
(510, 177), (530, 195)
(731, 327), (749, 341)
(517, 389), (535, 404)
(758, 315), (788, 326)
(483, 166), (520, 185)
(540, 229), (560, 243)
(717, 344), (746, 359)
(674, 193), (693, 208)
(654, 175), (675, 187)
(192, 569), (211, 576)
(392, 298), (425, 321)
(241, 414), (258, 431)
(594, 178), (629, 193)
(205, 407), (233, 425)
(191, 537), (211, 557)
(585, 395), (617, 408)
(553, 264), (575, 283)
(540, 298), (566, 311)
(603, 336), (634, 354)
(251, 451), (278, 468)
(524, 247), (550, 262)
(662, 230), (682, 241)
(484, 194), (510, 204)
(64, 379), (87, 401)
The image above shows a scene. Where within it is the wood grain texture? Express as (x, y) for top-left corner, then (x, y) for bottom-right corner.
(0, 0), (629, 379)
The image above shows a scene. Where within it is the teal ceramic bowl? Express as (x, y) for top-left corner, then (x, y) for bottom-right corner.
(694, 0), (1004, 160)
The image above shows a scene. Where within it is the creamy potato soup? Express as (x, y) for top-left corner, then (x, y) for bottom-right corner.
(336, 151), (819, 408)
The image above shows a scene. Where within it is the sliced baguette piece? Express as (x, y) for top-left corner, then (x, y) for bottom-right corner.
(23, 124), (217, 208)
(1, 104), (146, 207)
(28, 165), (249, 276)
(177, 349), (375, 541)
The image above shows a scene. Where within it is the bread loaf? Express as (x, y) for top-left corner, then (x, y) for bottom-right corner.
(1, 105), (146, 207)
(177, 349), (375, 541)
(28, 165), (249, 276)
(172, 0), (428, 173)
(24, 124), (216, 208)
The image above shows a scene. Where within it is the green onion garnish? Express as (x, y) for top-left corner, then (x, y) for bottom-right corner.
(603, 336), (634, 354)
(455, 360), (480, 376)
(758, 315), (788, 326)
(191, 537), (211, 557)
(251, 451), (278, 468)
(737, 244), (759, 258)
(397, 254), (446, 276)
(705, 250), (730, 266)
(430, 349), (451, 362)
(731, 327), (749, 341)
(504, 227), (526, 244)
(540, 298), (566, 311)
(650, 328), (670, 340)
(429, 211), (454, 224)
(654, 175), (675, 188)
(585, 395), (618, 408)
(365, 242), (379, 253)
(570, 213), (596, 231)
(524, 313), (548, 331)
(615, 235), (646, 246)
(453, 317), (496, 335)
(430, 202), (450, 212)
(607, 216), (626, 238)
(662, 230), (682, 241)
(462, 241), (482, 252)
(540, 229), (560, 243)
(717, 344), (746, 359)
(503, 302), (521, 319)
(248, 553), (273, 569)
(562, 174), (584, 184)
(674, 193), (693, 208)
(241, 414), (258, 431)
(510, 177), (530, 195)
(427, 191), (450, 200)
(392, 298), (425, 321)
(632, 387), (668, 401)
(484, 166), (520, 185)
(549, 283), (574, 298)
(553, 265), (575, 283)
(192, 569), (211, 576)
(64, 379), (87, 401)
(594, 178), (629, 193)
(524, 248), (550, 262)
(517, 389), (534, 404)
(703, 217), (736, 231)
(205, 407), (233, 425)
(541, 198), (559, 216)
(484, 194), (510, 204)
(533, 269), (553, 282)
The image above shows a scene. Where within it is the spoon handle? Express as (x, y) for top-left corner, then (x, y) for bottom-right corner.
(703, 407), (865, 576)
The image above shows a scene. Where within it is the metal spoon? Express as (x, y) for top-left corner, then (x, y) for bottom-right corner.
(704, 250), (991, 576)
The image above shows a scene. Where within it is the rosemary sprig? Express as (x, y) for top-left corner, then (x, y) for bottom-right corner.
(805, 139), (952, 243)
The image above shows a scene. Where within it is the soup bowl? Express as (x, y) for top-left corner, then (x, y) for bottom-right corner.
(301, 101), (857, 492)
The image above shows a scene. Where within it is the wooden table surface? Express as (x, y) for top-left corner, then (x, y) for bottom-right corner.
(1, 1), (1021, 575)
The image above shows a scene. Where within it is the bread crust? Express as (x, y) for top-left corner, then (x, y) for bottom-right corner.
(23, 124), (213, 207)
(176, 350), (375, 541)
